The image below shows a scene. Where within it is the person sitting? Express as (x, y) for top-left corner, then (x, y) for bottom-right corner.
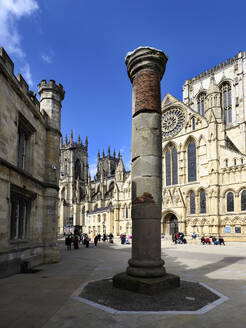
(205, 237), (211, 245)
(219, 238), (225, 245)
(212, 236), (220, 245)
(192, 232), (197, 240)
(201, 236), (206, 245)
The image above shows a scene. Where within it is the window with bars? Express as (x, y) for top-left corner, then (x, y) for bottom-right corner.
(165, 144), (178, 186)
(188, 141), (197, 182)
(200, 190), (206, 213)
(190, 192), (196, 214)
(125, 205), (128, 219)
(221, 82), (232, 124)
(10, 193), (29, 240)
(241, 190), (246, 211)
(227, 192), (234, 212)
(197, 93), (206, 116)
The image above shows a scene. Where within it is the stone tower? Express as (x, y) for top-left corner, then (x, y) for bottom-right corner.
(38, 79), (65, 263)
(59, 133), (89, 230)
(95, 148), (120, 180)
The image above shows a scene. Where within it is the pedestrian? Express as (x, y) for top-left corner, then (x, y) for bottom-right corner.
(65, 235), (72, 251)
(73, 235), (79, 249)
(98, 233), (101, 242)
(94, 235), (98, 247)
(85, 236), (90, 248)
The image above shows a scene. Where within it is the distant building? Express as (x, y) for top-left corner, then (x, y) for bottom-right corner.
(59, 51), (246, 241)
(58, 140), (131, 237)
(0, 47), (65, 277)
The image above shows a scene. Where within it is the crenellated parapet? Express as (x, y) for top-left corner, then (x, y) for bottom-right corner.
(0, 47), (40, 110)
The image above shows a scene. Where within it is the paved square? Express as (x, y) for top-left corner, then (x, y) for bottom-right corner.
(0, 239), (246, 328)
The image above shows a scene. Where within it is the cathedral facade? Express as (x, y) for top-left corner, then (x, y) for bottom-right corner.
(59, 51), (246, 241)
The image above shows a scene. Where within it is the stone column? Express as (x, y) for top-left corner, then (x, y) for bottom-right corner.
(113, 47), (180, 294)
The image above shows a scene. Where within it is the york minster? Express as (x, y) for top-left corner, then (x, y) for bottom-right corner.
(59, 51), (246, 241)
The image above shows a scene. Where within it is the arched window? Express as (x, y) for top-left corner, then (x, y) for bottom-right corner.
(227, 192), (234, 212)
(190, 192), (195, 214)
(221, 82), (232, 124)
(188, 141), (197, 182)
(241, 190), (246, 211)
(165, 144), (178, 186)
(197, 93), (206, 116)
(200, 190), (206, 213)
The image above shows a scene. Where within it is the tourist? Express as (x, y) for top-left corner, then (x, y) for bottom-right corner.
(65, 235), (72, 251)
(85, 235), (90, 248)
(201, 236), (206, 245)
(219, 238), (225, 245)
(73, 235), (79, 249)
(97, 233), (101, 242)
(109, 233), (114, 243)
(94, 235), (98, 247)
(192, 232), (197, 240)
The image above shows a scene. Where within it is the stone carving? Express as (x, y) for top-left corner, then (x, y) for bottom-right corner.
(162, 108), (185, 139)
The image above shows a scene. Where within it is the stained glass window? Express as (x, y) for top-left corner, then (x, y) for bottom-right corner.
(165, 148), (171, 186)
(190, 192), (195, 214)
(227, 192), (234, 212)
(241, 190), (246, 211)
(200, 190), (206, 213)
(172, 147), (178, 185)
(165, 145), (178, 186)
(188, 141), (197, 182)
(197, 93), (206, 116)
(221, 82), (232, 124)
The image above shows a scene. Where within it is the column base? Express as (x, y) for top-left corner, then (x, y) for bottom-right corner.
(113, 272), (180, 295)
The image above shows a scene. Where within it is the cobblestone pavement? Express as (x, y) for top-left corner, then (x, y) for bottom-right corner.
(0, 239), (246, 328)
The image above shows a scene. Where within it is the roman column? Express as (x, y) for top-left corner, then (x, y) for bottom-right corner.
(113, 47), (179, 293)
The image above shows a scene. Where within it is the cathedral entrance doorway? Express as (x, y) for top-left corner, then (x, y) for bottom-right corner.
(162, 213), (179, 235)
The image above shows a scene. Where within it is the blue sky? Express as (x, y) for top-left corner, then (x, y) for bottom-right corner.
(1, 0), (246, 176)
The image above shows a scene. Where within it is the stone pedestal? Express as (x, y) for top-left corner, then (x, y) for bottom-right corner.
(113, 47), (180, 293)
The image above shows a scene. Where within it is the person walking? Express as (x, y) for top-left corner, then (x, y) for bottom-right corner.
(94, 235), (98, 247)
(65, 235), (72, 251)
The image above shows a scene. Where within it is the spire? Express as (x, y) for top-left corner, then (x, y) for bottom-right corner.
(78, 134), (81, 144)
(113, 149), (116, 158)
(98, 149), (100, 158)
(70, 130), (73, 143)
(65, 134), (68, 144)
(118, 150), (121, 158)
(207, 74), (219, 95)
(85, 136), (88, 149)
(108, 146), (110, 156)
(102, 149), (105, 157)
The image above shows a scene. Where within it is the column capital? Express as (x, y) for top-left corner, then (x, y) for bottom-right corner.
(125, 47), (168, 83)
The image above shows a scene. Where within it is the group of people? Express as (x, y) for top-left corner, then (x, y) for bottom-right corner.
(65, 231), (115, 250)
(172, 232), (187, 244)
(201, 236), (225, 245)
(120, 234), (131, 245)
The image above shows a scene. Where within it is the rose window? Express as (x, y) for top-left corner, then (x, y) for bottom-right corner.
(162, 108), (185, 139)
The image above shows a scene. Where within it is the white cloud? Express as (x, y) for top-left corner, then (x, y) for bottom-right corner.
(0, 0), (38, 58)
(0, 0), (38, 87)
(20, 63), (33, 86)
(41, 54), (52, 64)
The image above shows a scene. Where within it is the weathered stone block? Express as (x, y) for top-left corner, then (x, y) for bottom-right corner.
(113, 272), (180, 295)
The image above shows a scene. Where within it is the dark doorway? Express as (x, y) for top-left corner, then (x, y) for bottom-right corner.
(169, 214), (178, 234)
